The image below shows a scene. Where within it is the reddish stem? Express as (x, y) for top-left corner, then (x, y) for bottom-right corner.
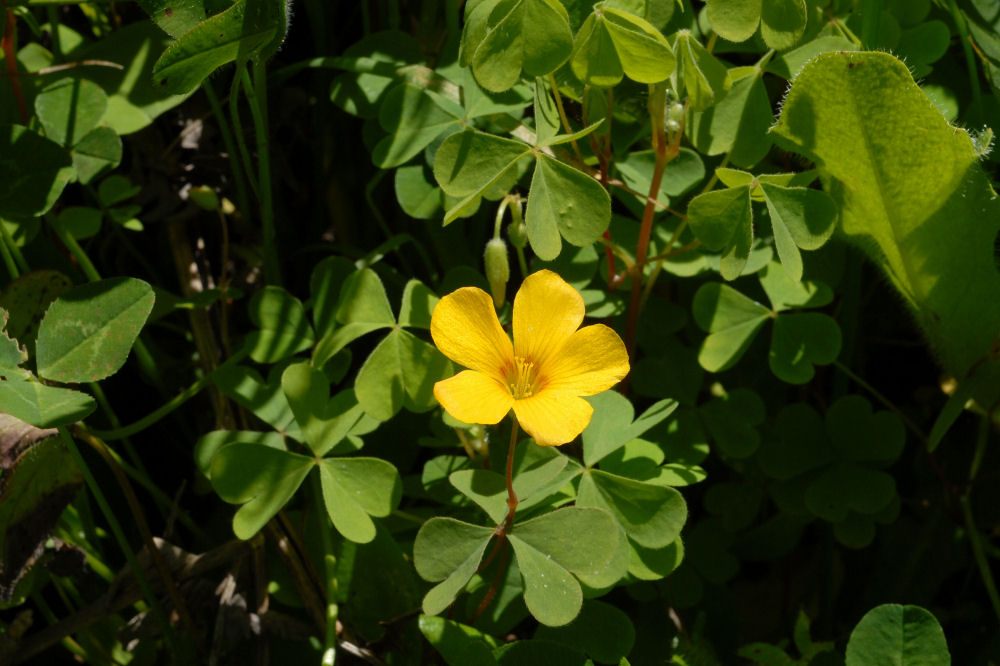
(2, 8), (28, 125)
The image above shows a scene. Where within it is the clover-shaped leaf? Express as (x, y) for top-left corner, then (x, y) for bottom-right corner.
(414, 517), (495, 615)
(0, 380), (96, 429)
(706, 0), (807, 50)
(247, 286), (314, 364)
(534, 600), (636, 663)
(694, 263), (841, 383)
(570, 3), (675, 87)
(698, 388), (765, 459)
(434, 129), (611, 260)
(372, 84), (463, 168)
(509, 507), (620, 626)
(758, 396), (905, 547)
(281, 363), (372, 456)
(671, 30), (731, 112)
(760, 183), (838, 282)
(692, 282), (770, 373)
(687, 184), (753, 280)
(449, 447), (568, 522)
(582, 390), (678, 467)
(846, 604), (950, 666)
(210, 442), (313, 540)
(688, 55), (773, 167)
(419, 615), (500, 666)
(577, 469), (686, 549)
(461, 0), (573, 92)
(318, 457), (401, 543)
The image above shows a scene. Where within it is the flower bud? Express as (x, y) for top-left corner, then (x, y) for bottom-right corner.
(508, 220), (528, 249)
(483, 237), (510, 308)
(189, 185), (219, 211)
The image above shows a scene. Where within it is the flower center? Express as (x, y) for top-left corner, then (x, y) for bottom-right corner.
(505, 355), (540, 399)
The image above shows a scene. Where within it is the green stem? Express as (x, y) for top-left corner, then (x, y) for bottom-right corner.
(89, 348), (248, 441)
(203, 81), (252, 228)
(947, 0), (984, 118)
(311, 473), (339, 666)
(0, 221), (28, 274)
(0, 225), (18, 279)
(961, 416), (1000, 628)
(229, 68), (260, 199)
(242, 64), (281, 285)
(57, 426), (186, 662)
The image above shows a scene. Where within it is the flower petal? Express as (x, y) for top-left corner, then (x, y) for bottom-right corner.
(513, 270), (584, 365)
(540, 324), (630, 395)
(513, 391), (594, 446)
(430, 286), (512, 381)
(434, 371), (514, 425)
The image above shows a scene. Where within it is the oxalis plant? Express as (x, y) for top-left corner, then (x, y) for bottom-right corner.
(1, 0), (999, 664)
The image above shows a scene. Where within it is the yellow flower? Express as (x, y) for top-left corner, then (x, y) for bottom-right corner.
(430, 270), (630, 446)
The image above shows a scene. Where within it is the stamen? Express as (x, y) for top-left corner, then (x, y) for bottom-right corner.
(505, 355), (540, 399)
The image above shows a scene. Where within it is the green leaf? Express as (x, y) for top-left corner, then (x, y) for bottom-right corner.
(152, 0), (282, 95)
(209, 443), (313, 540)
(64, 22), (194, 135)
(449, 449), (569, 523)
(706, 0), (761, 43)
(615, 148), (705, 208)
(692, 282), (771, 372)
(845, 604), (950, 665)
(758, 262), (833, 311)
(570, 6), (675, 87)
(759, 0), (807, 50)
(418, 615), (499, 666)
(769, 313), (841, 384)
(507, 534), (583, 626)
(136, 0), (231, 38)
(826, 395), (905, 466)
(354, 328), (452, 420)
(582, 391), (678, 467)
(35, 78), (108, 148)
(433, 130), (532, 224)
(309, 255), (355, 338)
(312, 268), (395, 366)
(759, 403), (832, 479)
(55, 206), (102, 241)
(688, 65), (772, 167)
(246, 286), (313, 364)
(686, 185), (753, 280)
(0, 380), (96, 428)
(398, 279), (439, 329)
(70, 127), (122, 185)
(372, 84), (461, 168)
(526, 154), (611, 260)
(698, 388), (765, 458)
(35, 277), (155, 383)
(804, 464), (895, 521)
(319, 457), (401, 543)
(414, 517), (494, 614)
(577, 470), (686, 548)
(0, 124), (75, 218)
(193, 429), (286, 478)
(766, 35), (858, 80)
(600, 7), (675, 84)
(0, 311), (27, 380)
(281, 363), (368, 456)
(212, 364), (298, 436)
(759, 183), (837, 281)
(468, 0), (574, 92)
(395, 164), (443, 220)
(512, 507), (620, 577)
(533, 76), (561, 148)
(672, 30), (731, 112)
(771, 50), (1000, 411)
